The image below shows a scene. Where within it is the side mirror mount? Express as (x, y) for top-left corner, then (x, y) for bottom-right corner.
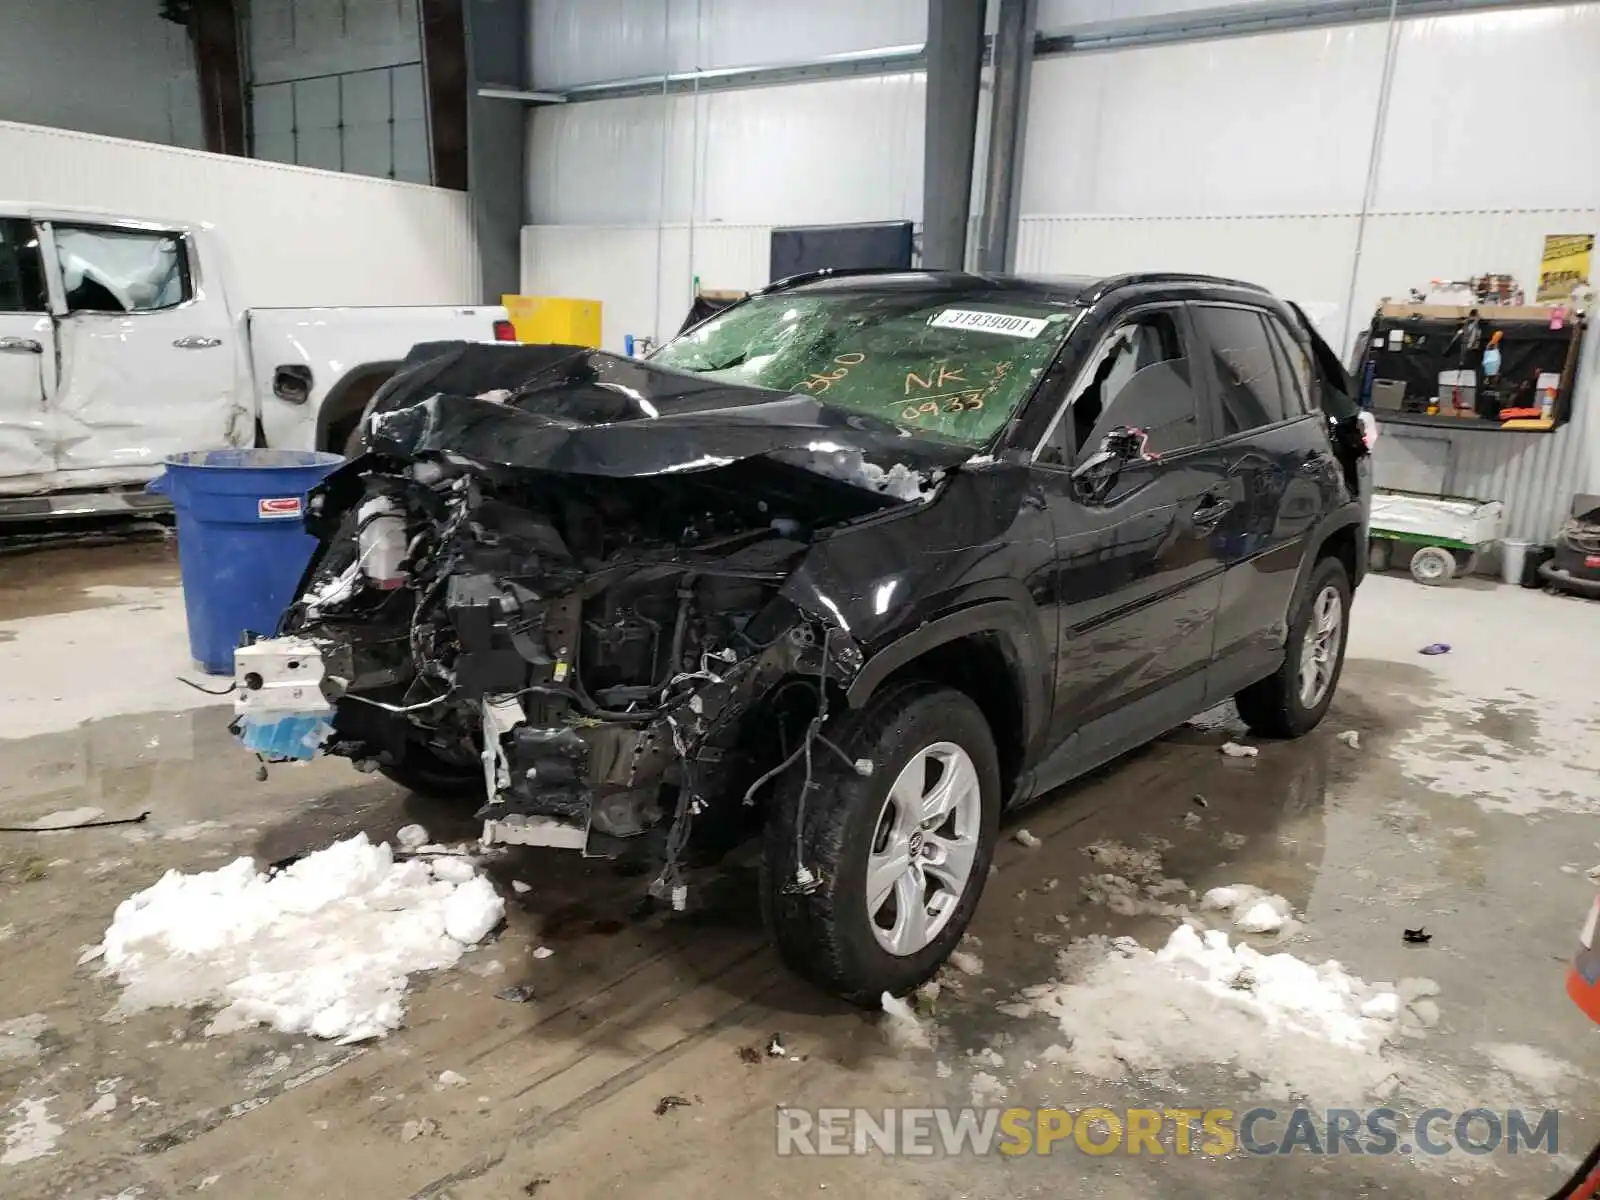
(1071, 426), (1144, 502)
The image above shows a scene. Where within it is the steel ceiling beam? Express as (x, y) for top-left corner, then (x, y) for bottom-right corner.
(535, 0), (1571, 104)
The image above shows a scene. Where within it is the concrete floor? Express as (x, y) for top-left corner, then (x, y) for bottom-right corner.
(0, 540), (1596, 1199)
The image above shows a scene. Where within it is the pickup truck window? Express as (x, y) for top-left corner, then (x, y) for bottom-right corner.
(651, 288), (1081, 447)
(54, 225), (192, 315)
(0, 220), (46, 313)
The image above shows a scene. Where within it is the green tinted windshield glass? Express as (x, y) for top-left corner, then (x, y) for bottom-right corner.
(650, 288), (1081, 445)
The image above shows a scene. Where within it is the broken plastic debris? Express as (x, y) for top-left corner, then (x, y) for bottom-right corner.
(880, 992), (931, 1050)
(1402, 927), (1433, 945)
(531, 946), (554, 960)
(1220, 742), (1259, 758)
(766, 1034), (787, 1058)
(400, 1117), (438, 1142)
(1191, 794), (1208, 808)
(654, 1094), (693, 1116)
(395, 825), (429, 851)
(1013, 829), (1041, 849)
(947, 950), (984, 977)
(1419, 643), (1451, 656)
(1337, 730), (1361, 749)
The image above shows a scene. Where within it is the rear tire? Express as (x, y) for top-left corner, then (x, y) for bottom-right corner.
(1236, 556), (1351, 739)
(761, 682), (1000, 1006)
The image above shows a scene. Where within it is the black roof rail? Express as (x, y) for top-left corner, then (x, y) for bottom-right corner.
(760, 266), (946, 295)
(1087, 272), (1272, 300)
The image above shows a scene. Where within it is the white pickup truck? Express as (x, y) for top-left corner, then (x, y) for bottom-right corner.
(0, 205), (512, 518)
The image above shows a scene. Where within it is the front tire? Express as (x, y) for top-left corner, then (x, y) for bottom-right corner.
(761, 682), (1000, 1005)
(1236, 556), (1351, 738)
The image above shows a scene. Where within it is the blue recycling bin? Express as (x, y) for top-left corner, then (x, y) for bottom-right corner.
(149, 449), (343, 675)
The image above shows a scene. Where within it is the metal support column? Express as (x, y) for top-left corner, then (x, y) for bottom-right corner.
(465, 0), (527, 303)
(977, 0), (1037, 274)
(921, 0), (985, 271)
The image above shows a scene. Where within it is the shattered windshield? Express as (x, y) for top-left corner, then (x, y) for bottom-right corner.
(650, 287), (1082, 445)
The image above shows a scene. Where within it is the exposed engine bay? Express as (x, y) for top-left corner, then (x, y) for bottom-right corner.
(233, 341), (963, 905)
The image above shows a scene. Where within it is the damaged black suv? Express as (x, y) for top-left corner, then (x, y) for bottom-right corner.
(234, 270), (1371, 1003)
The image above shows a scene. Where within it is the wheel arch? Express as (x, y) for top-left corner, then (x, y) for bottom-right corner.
(314, 361), (402, 453)
(845, 602), (1047, 801)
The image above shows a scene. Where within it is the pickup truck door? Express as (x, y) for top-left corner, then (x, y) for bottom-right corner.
(42, 220), (242, 480)
(0, 219), (56, 482)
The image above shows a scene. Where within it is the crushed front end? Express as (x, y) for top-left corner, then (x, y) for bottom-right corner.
(233, 342), (957, 904)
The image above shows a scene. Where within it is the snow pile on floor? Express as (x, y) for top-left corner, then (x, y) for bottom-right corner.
(1080, 839), (1191, 918)
(95, 833), (504, 1043)
(1, 1097), (61, 1165)
(1201, 884), (1299, 935)
(1018, 926), (1436, 1103)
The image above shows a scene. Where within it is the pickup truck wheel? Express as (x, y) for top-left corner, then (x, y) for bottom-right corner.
(377, 743), (484, 801)
(761, 682), (1000, 1005)
(1235, 555), (1351, 739)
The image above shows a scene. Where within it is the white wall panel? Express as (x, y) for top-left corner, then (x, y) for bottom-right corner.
(529, 0), (925, 89)
(527, 75), (924, 226)
(1023, 23), (1389, 216)
(0, 121), (481, 310)
(521, 223), (771, 351)
(1371, 5), (1600, 210)
(1015, 214), (1361, 341)
(0, 0), (201, 149)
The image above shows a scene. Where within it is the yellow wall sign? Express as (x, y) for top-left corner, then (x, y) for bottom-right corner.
(1536, 234), (1593, 304)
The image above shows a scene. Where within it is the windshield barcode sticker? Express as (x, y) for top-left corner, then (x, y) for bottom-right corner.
(929, 308), (1049, 339)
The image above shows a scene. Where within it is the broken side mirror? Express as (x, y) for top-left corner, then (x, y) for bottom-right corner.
(1070, 426), (1142, 503)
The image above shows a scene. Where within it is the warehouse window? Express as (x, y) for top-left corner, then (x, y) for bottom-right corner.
(0, 220), (47, 313)
(53, 226), (192, 314)
(1191, 305), (1293, 432)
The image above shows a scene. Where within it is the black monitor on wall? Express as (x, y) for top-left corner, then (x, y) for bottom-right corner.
(769, 221), (914, 282)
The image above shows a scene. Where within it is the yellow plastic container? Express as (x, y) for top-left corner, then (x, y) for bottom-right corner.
(500, 295), (602, 347)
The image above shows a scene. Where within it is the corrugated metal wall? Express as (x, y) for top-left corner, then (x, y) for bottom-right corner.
(526, 73), (926, 227)
(528, 0), (926, 88)
(248, 0), (431, 183)
(0, 120), (481, 309)
(0, 0), (202, 149)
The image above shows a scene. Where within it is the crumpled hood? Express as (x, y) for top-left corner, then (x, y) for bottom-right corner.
(362, 341), (972, 482)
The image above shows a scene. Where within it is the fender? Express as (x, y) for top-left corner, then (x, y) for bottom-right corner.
(1288, 502), (1367, 620)
(845, 600), (1048, 754)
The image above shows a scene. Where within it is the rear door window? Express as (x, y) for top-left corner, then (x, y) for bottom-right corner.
(1037, 307), (1203, 465)
(0, 220), (46, 313)
(1190, 305), (1293, 433)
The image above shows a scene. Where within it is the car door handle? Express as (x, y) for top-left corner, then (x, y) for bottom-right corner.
(173, 335), (223, 349)
(0, 337), (42, 354)
(1193, 495), (1234, 527)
